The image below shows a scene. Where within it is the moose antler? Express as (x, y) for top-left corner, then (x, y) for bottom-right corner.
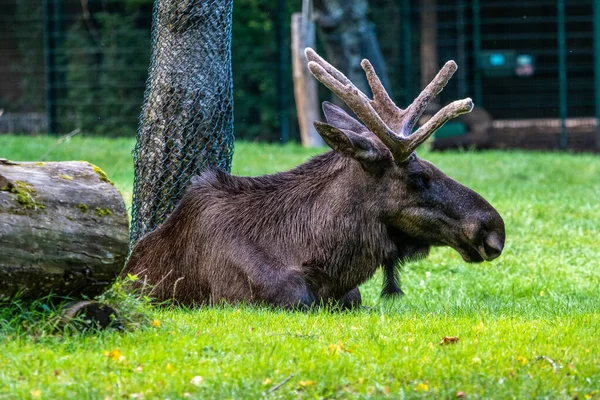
(305, 48), (474, 161)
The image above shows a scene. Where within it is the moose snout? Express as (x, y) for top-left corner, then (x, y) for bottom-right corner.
(481, 231), (504, 261)
(462, 214), (505, 262)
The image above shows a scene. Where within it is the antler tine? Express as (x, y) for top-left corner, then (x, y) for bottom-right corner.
(401, 61), (458, 136)
(306, 48), (472, 161)
(305, 48), (356, 93)
(405, 98), (474, 153)
(361, 59), (404, 133)
(305, 48), (401, 154)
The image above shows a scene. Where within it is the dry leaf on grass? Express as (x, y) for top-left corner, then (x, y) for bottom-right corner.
(415, 382), (429, 392)
(439, 336), (460, 345)
(328, 341), (352, 354)
(104, 349), (125, 362)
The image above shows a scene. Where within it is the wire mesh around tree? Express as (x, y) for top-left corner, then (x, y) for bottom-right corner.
(130, 0), (235, 246)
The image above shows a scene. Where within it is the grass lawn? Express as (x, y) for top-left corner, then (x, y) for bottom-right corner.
(0, 134), (599, 399)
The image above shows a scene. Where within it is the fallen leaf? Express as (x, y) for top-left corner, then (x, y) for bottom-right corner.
(584, 390), (598, 399)
(439, 336), (460, 345)
(104, 349), (125, 362)
(262, 378), (273, 385)
(328, 341), (351, 354)
(299, 381), (316, 387)
(31, 389), (41, 398)
(382, 386), (390, 395)
(456, 391), (466, 398)
(415, 382), (429, 392)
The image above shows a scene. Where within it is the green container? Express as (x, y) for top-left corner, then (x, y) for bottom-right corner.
(434, 122), (467, 139)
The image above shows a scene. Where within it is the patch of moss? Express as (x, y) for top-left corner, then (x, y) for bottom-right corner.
(1, 180), (43, 210)
(95, 207), (113, 217)
(59, 174), (74, 180)
(76, 204), (88, 213)
(34, 162), (46, 166)
(14, 180), (35, 193)
(15, 191), (42, 209)
(89, 164), (114, 186)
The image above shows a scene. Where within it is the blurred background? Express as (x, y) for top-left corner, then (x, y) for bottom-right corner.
(0, 0), (599, 150)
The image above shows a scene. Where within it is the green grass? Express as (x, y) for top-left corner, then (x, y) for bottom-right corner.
(0, 134), (599, 399)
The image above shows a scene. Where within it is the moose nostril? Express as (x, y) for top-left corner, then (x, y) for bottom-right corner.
(483, 232), (504, 260)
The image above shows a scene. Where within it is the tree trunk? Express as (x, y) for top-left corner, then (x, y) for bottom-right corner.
(291, 12), (324, 148)
(131, 0), (235, 245)
(314, 0), (391, 110)
(0, 160), (128, 299)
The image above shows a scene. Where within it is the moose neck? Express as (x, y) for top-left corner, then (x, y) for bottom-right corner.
(238, 150), (399, 295)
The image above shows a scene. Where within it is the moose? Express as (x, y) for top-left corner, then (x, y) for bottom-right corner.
(123, 48), (505, 309)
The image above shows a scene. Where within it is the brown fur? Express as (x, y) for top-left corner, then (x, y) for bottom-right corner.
(124, 144), (504, 308)
(124, 51), (505, 309)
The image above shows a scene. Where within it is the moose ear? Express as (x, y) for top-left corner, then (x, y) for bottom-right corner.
(314, 121), (383, 163)
(322, 101), (370, 135)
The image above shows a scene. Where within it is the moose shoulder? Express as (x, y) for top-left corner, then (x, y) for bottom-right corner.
(123, 49), (505, 309)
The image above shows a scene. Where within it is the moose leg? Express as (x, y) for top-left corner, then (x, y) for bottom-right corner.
(211, 238), (316, 309)
(381, 260), (404, 297)
(337, 287), (362, 310)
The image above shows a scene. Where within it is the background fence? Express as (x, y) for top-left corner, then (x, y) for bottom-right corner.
(1, 0), (599, 148)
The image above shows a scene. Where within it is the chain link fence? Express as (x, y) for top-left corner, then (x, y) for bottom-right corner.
(1, 0), (599, 146)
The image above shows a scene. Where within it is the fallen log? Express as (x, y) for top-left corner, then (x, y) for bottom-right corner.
(0, 159), (129, 299)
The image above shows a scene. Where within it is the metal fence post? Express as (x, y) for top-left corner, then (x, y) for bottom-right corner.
(594, 0), (600, 148)
(43, 0), (56, 134)
(402, 0), (412, 107)
(276, 0), (289, 144)
(557, 0), (568, 149)
(457, 0), (467, 99)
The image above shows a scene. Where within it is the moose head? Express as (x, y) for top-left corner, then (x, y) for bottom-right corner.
(306, 48), (505, 270)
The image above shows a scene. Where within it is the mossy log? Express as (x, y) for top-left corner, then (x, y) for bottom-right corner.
(0, 159), (129, 299)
